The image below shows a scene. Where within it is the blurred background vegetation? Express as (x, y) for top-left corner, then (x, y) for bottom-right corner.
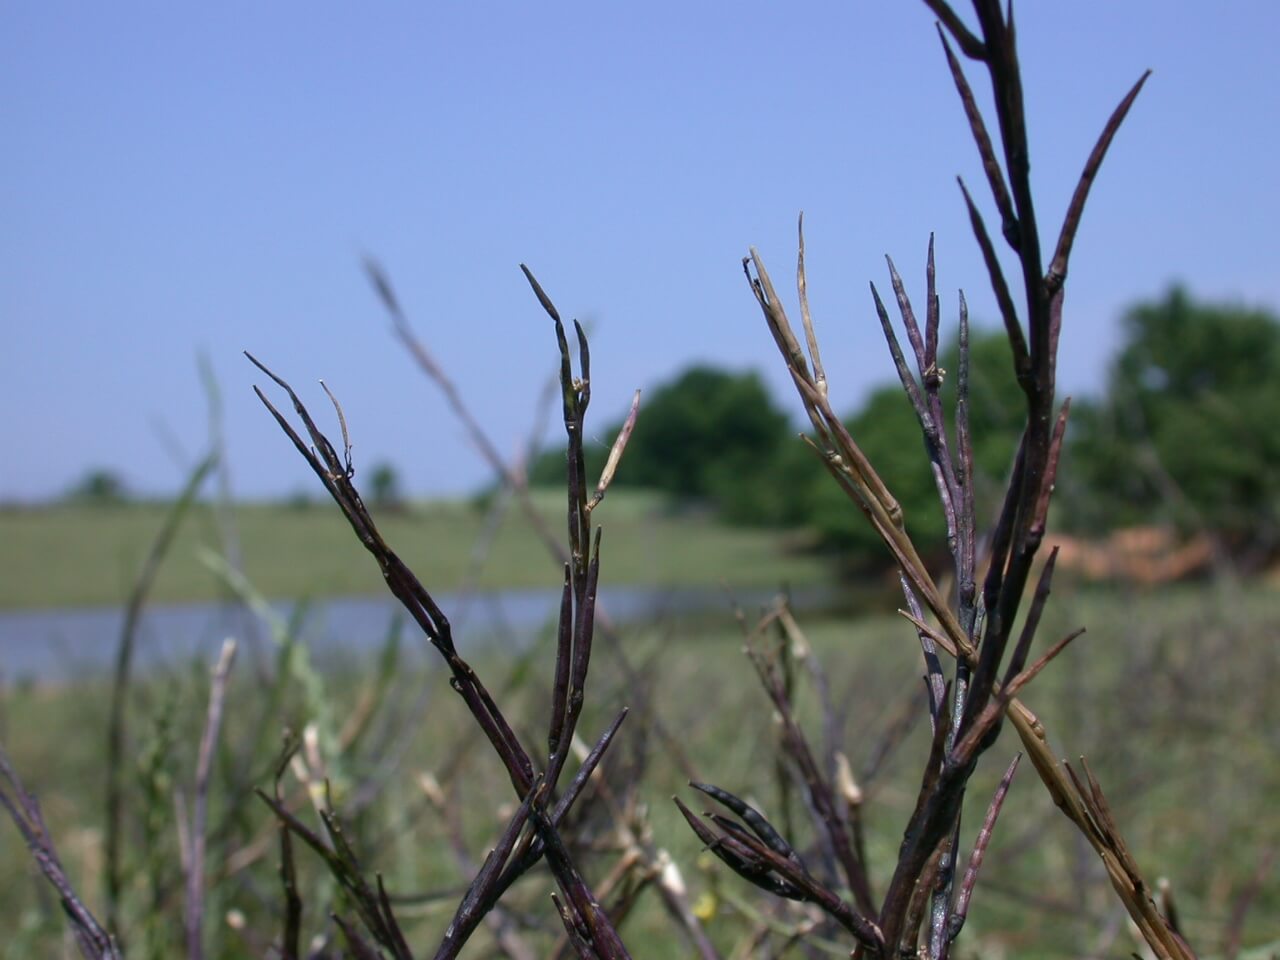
(524, 287), (1280, 576)
(1, 285), (1277, 957)
(14, 286), (1276, 608)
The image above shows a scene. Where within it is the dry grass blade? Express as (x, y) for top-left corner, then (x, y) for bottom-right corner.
(750, 263), (974, 661)
(796, 213), (826, 397)
(1054, 760), (1194, 959)
(588, 389), (641, 514)
(185, 638), (238, 960)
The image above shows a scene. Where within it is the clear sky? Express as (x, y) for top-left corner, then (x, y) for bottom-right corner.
(3, 2), (1277, 501)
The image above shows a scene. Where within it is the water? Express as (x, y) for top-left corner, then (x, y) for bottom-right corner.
(0, 584), (835, 683)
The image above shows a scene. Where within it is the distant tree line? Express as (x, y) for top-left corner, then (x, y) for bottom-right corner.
(528, 288), (1280, 571)
(65, 468), (131, 505)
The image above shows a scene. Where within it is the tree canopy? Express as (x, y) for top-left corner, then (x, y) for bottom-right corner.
(529, 365), (801, 524)
(65, 468), (130, 506)
(1066, 287), (1280, 565)
(368, 461), (404, 510)
(527, 289), (1279, 572)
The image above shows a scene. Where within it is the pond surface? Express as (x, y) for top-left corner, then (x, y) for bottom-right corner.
(0, 584), (836, 683)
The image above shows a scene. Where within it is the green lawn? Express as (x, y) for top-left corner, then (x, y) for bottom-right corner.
(0, 489), (832, 610)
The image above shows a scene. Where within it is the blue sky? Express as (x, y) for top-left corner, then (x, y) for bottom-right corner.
(3, 2), (1278, 501)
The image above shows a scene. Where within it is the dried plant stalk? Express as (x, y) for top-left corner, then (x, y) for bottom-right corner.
(248, 264), (641, 958)
(680, 3), (1193, 958)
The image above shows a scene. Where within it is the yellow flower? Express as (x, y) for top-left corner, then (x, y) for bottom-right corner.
(692, 891), (717, 922)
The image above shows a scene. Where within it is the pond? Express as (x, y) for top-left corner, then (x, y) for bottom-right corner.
(0, 583), (837, 683)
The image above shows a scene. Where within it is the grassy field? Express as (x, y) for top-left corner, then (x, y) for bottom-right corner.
(1, 577), (1276, 957)
(2, 485), (1276, 955)
(0, 489), (832, 610)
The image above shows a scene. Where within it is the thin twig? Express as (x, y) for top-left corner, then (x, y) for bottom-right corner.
(1222, 846), (1276, 960)
(367, 257), (697, 781)
(185, 638), (238, 960)
(0, 747), (121, 958)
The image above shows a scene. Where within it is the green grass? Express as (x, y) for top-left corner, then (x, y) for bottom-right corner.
(2, 479), (1276, 955)
(2, 580), (1276, 957)
(0, 489), (831, 610)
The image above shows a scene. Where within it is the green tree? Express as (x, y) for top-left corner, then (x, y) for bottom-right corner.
(528, 365), (798, 524)
(1067, 287), (1280, 564)
(66, 468), (129, 506)
(621, 366), (790, 516)
(368, 460), (404, 511)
